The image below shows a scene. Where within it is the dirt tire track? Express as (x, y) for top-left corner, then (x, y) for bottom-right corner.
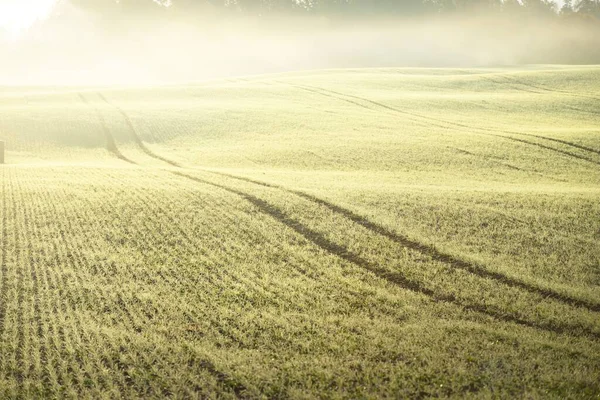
(501, 73), (600, 103)
(80, 109), (304, 354)
(96, 95), (600, 317)
(281, 81), (600, 164)
(480, 74), (600, 120)
(447, 146), (568, 183)
(282, 83), (374, 112)
(97, 93), (181, 168)
(310, 82), (600, 157)
(77, 93), (136, 165)
(200, 169), (600, 314)
(497, 135), (600, 165)
(170, 170), (600, 340)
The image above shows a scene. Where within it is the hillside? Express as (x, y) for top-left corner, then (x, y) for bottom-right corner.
(0, 66), (599, 398)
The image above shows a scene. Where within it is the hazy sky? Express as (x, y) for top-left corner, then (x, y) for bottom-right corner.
(0, 0), (58, 37)
(3, 0), (595, 86)
(0, 0), (569, 39)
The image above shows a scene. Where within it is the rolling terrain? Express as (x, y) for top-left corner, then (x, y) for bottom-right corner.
(0, 66), (599, 398)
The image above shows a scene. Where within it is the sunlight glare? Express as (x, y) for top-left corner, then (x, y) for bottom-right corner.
(0, 0), (57, 38)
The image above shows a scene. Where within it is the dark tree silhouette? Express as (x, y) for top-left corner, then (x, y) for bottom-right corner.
(64, 0), (600, 19)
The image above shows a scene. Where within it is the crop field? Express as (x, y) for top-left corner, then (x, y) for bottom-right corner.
(0, 66), (599, 398)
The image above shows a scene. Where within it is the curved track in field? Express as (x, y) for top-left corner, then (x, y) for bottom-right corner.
(200, 169), (600, 314)
(478, 74), (600, 119)
(501, 73), (600, 103)
(78, 93), (136, 165)
(170, 170), (600, 340)
(97, 88), (600, 342)
(278, 81), (600, 165)
(97, 93), (181, 168)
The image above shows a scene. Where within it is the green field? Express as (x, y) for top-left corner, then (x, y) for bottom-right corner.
(0, 66), (599, 399)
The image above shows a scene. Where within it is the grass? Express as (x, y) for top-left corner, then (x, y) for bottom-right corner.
(0, 65), (599, 398)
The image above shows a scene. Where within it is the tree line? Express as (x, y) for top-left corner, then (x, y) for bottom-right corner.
(68, 0), (600, 18)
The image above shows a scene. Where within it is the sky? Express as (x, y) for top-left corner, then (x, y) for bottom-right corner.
(0, 0), (57, 38)
(3, 0), (595, 86)
(0, 0), (569, 40)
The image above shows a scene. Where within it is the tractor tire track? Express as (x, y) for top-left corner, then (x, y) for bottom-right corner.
(281, 81), (600, 164)
(447, 146), (568, 183)
(89, 99), (375, 311)
(480, 75), (600, 119)
(479, 74), (542, 95)
(484, 74), (600, 119)
(497, 135), (600, 165)
(282, 83), (374, 112)
(97, 93), (180, 168)
(106, 169), (288, 317)
(93, 96), (600, 330)
(200, 169), (600, 314)
(309, 82), (600, 158)
(100, 169), (329, 345)
(108, 105), (600, 318)
(77, 93), (136, 165)
(170, 171), (600, 340)
(501, 73), (600, 103)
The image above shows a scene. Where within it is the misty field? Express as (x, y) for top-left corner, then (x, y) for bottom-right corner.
(0, 66), (599, 399)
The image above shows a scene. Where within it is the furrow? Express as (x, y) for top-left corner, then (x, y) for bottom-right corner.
(69, 168), (250, 396)
(16, 171), (78, 397)
(56, 191), (134, 397)
(102, 168), (300, 307)
(171, 171), (600, 340)
(39, 170), (119, 396)
(0, 167), (8, 338)
(11, 168), (27, 394)
(93, 111), (317, 311)
(99, 169), (297, 342)
(97, 93), (181, 167)
(502, 73), (600, 103)
(0, 167), (17, 396)
(204, 169), (600, 314)
(101, 168), (395, 358)
(45, 170), (166, 396)
(18, 172), (52, 397)
(115, 114), (599, 317)
(285, 81), (600, 163)
(77, 93), (136, 165)
(113, 94), (598, 317)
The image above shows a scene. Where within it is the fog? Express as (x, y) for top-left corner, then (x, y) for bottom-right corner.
(1, 1), (599, 86)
